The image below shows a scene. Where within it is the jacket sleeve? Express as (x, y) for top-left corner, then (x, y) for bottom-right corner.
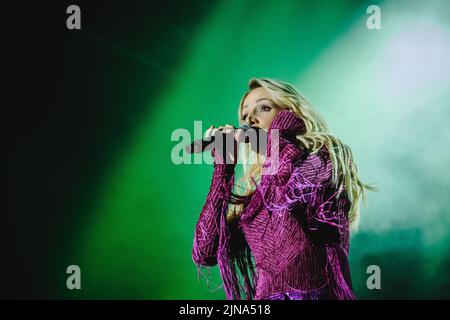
(291, 151), (349, 244)
(261, 135), (347, 245)
(192, 162), (235, 267)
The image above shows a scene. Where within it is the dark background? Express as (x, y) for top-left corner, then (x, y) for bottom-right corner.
(5, 0), (219, 298)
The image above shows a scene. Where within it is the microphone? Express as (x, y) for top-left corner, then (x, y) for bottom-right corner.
(185, 124), (259, 154)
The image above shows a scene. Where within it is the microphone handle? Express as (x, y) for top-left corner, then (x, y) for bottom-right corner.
(185, 136), (216, 154)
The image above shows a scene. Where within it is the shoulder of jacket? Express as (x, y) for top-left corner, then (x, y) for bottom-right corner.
(294, 146), (333, 184)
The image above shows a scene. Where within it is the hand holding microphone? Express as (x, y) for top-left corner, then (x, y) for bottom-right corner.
(185, 123), (265, 165)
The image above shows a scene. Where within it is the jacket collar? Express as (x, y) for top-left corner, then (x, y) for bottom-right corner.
(262, 109), (306, 158)
(268, 109), (306, 137)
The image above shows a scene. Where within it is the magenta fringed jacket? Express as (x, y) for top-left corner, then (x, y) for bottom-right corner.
(192, 110), (356, 300)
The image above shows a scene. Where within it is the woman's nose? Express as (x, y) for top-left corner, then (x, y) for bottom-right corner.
(249, 115), (258, 126)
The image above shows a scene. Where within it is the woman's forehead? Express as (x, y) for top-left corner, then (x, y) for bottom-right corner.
(242, 87), (270, 109)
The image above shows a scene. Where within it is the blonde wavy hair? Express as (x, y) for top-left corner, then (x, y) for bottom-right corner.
(227, 77), (376, 229)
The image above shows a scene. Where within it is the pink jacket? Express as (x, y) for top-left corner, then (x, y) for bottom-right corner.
(192, 110), (355, 300)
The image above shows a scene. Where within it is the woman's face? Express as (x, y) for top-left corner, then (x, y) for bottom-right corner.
(241, 87), (281, 130)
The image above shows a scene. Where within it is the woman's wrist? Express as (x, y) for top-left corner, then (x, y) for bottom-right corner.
(213, 162), (235, 177)
(211, 148), (237, 171)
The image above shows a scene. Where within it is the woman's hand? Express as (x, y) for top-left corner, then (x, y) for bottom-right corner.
(205, 124), (242, 165)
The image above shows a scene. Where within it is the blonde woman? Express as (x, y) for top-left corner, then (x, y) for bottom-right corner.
(192, 78), (375, 300)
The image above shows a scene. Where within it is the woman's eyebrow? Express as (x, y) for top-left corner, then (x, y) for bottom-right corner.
(242, 98), (272, 110)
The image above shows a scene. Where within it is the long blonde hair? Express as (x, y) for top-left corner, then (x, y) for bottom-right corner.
(228, 78), (376, 229)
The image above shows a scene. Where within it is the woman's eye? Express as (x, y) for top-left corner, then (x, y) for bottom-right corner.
(262, 105), (271, 112)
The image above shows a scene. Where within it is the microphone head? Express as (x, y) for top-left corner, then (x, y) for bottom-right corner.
(238, 124), (260, 132)
(239, 124), (251, 131)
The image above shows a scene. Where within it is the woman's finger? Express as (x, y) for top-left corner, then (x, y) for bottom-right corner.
(207, 124), (237, 138)
(204, 125), (214, 138)
(211, 127), (220, 137)
(222, 124), (234, 134)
